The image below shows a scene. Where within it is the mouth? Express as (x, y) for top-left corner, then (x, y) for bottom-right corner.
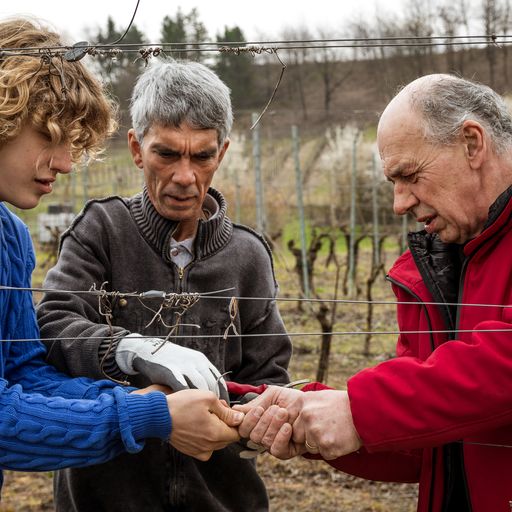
(417, 214), (437, 234)
(35, 177), (56, 193)
(170, 195), (194, 202)
(166, 192), (197, 204)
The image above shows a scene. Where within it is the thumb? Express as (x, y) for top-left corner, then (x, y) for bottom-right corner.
(233, 393), (270, 414)
(210, 399), (245, 426)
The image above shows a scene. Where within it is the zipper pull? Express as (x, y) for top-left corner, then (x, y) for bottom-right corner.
(178, 266), (184, 280)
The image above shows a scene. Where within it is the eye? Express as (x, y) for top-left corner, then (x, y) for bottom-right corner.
(195, 152), (215, 161)
(402, 171), (418, 183)
(155, 149), (179, 159)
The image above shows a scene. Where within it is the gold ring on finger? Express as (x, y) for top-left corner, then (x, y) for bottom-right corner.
(305, 439), (319, 454)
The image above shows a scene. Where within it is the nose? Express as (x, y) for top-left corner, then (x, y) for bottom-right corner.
(171, 157), (196, 187)
(393, 183), (418, 216)
(49, 145), (73, 174)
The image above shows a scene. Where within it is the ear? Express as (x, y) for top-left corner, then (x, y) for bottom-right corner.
(127, 129), (144, 169)
(461, 120), (486, 169)
(217, 138), (230, 165)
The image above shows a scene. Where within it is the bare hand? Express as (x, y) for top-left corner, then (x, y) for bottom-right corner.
(167, 389), (243, 461)
(268, 422), (307, 459)
(293, 390), (362, 460)
(234, 386), (362, 461)
(235, 386), (304, 439)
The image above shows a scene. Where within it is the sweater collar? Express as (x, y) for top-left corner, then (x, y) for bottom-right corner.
(129, 186), (233, 262)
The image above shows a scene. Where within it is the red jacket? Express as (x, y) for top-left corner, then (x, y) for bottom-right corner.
(313, 191), (512, 512)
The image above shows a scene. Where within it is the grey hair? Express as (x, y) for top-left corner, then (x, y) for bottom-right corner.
(410, 75), (512, 154)
(130, 59), (233, 145)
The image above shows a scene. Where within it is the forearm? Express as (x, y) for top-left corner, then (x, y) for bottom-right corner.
(0, 383), (170, 471)
(349, 322), (512, 451)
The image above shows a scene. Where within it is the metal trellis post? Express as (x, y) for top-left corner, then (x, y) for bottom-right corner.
(372, 152), (380, 268)
(348, 131), (359, 297)
(252, 112), (265, 234)
(292, 125), (310, 299)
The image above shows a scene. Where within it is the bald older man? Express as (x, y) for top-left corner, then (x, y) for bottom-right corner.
(235, 74), (512, 512)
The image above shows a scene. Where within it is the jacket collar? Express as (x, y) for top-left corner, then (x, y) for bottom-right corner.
(399, 185), (512, 328)
(129, 186), (233, 263)
(464, 184), (512, 255)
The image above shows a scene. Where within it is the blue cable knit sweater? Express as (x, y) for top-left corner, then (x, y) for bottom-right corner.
(0, 203), (171, 491)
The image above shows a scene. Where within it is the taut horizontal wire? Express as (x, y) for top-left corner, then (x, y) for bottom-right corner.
(0, 284), (234, 297)
(0, 33), (508, 52)
(199, 295), (512, 309)
(2, 284), (510, 309)
(3, 327), (512, 343)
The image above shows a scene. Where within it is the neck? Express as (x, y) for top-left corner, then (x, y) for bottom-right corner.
(173, 219), (199, 242)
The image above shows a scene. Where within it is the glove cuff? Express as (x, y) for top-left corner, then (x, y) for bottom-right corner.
(115, 333), (144, 375)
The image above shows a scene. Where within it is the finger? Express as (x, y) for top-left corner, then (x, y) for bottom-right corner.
(269, 423), (296, 460)
(200, 365), (221, 396)
(291, 416), (307, 445)
(232, 386), (281, 414)
(212, 429), (240, 447)
(207, 363), (224, 384)
(246, 440), (266, 452)
(193, 451), (214, 462)
(209, 369), (229, 402)
(209, 398), (245, 428)
(249, 405), (283, 445)
(260, 408), (289, 449)
(217, 380), (230, 404)
(237, 406), (264, 438)
(133, 359), (189, 390)
(183, 369), (210, 391)
(208, 371), (228, 403)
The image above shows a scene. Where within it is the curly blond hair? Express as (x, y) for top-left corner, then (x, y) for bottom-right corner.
(0, 18), (117, 161)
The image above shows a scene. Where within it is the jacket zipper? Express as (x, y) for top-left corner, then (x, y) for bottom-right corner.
(386, 275), (437, 512)
(172, 263), (186, 505)
(451, 255), (473, 512)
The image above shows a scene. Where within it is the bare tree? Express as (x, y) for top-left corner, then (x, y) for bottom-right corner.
(312, 28), (353, 119)
(280, 25), (313, 121)
(457, 0), (472, 74)
(438, 3), (461, 72)
(403, 0), (436, 76)
(482, 0), (501, 87)
(500, 0), (512, 86)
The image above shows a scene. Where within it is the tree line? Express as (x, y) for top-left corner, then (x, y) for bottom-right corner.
(86, 1), (512, 137)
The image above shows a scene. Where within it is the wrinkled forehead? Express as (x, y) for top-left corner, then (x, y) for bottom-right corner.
(379, 94), (427, 148)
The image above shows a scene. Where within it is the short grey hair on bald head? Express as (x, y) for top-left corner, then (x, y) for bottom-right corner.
(410, 75), (512, 154)
(130, 58), (233, 145)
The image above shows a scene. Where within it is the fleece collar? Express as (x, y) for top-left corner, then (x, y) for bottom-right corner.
(129, 187), (233, 263)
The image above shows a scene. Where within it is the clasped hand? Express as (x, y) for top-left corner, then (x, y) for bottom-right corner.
(134, 385), (243, 461)
(135, 384), (362, 463)
(233, 386), (362, 460)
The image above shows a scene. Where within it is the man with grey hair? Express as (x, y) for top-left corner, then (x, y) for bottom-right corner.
(37, 59), (291, 511)
(234, 74), (512, 512)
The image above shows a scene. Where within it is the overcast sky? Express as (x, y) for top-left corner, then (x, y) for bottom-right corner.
(0, 0), (406, 42)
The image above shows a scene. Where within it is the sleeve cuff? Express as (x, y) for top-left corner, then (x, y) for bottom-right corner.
(120, 390), (172, 451)
(98, 336), (129, 381)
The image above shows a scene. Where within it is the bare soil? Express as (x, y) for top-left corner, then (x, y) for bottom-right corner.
(1, 457), (418, 511)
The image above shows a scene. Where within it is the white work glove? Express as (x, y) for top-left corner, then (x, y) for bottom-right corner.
(116, 334), (228, 401)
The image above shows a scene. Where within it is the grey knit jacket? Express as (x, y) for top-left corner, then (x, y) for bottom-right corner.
(37, 187), (292, 512)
